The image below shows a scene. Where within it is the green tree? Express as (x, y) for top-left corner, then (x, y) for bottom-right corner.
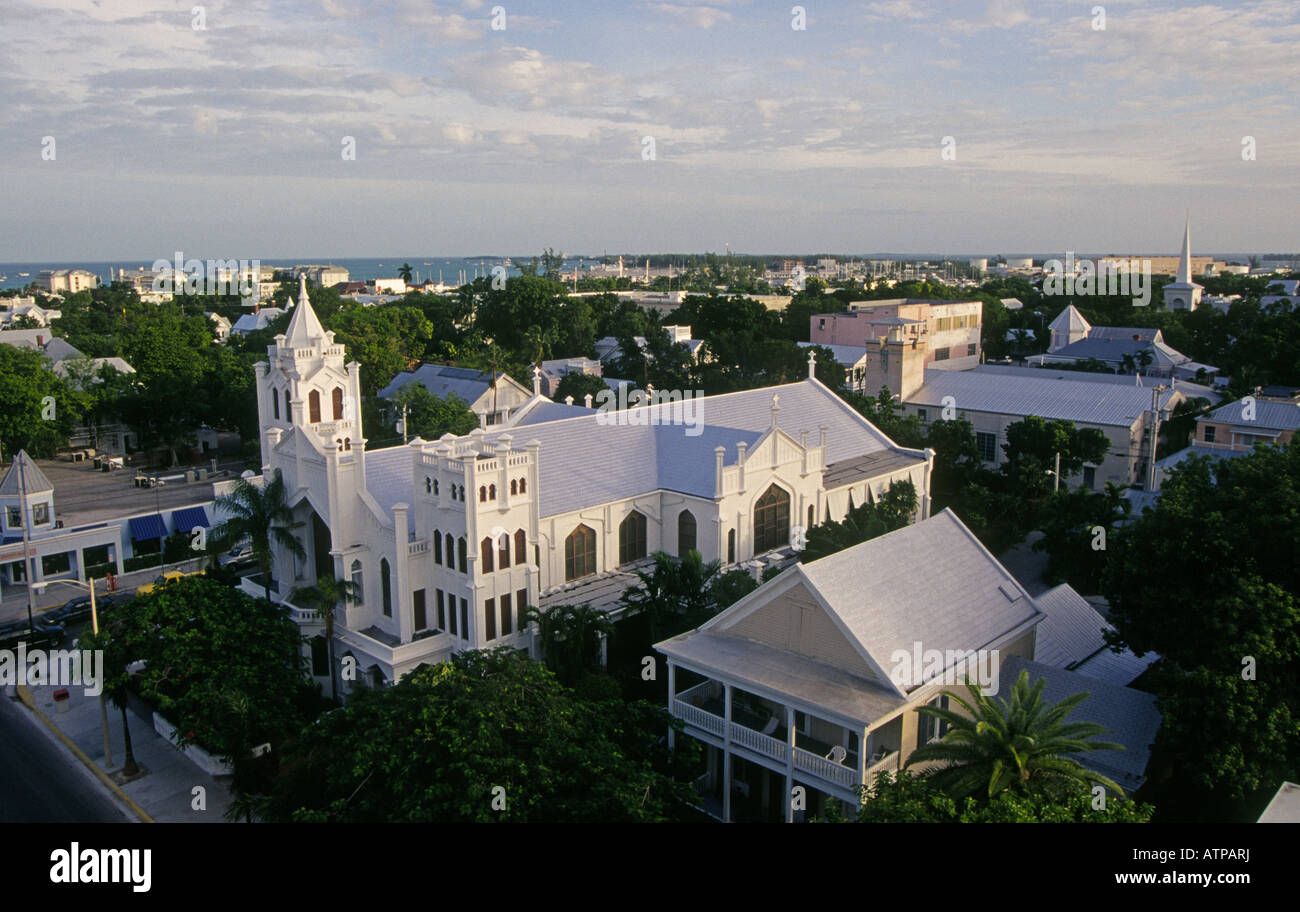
(108, 576), (314, 802)
(210, 472), (304, 602)
(798, 480), (917, 563)
(289, 575), (361, 700)
(552, 372), (609, 405)
(1102, 444), (1300, 809)
(385, 383), (477, 441)
(0, 345), (80, 457)
(523, 603), (614, 687)
(1033, 482), (1130, 592)
(844, 772), (1152, 822)
(399, 263), (413, 284)
(1001, 415), (1108, 498)
(263, 648), (702, 822)
(905, 671), (1124, 799)
(619, 550), (723, 642)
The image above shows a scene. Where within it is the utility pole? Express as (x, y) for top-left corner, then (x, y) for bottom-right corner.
(89, 578), (112, 767)
(1053, 451), (1061, 494)
(1147, 385), (1165, 490)
(17, 453), (35, 630)
(400, 403), (408, 445)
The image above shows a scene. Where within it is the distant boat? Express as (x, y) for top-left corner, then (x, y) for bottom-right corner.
(18, 272), (30, 277)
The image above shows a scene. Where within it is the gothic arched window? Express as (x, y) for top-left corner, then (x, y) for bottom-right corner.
(619, 510), (647, 565)
(754, 484), (791, 553)
(565, 525), (596, 581)
(332, 387), (344, 420)
(678, 510), (697, 557)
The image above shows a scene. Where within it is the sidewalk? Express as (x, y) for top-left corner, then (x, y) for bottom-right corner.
(15, 681), (234, 823)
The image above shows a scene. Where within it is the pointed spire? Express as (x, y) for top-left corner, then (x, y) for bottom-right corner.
(771, 392), (780, 430)
(807, 349), (817, 379)
(0, 449), (54, 496)
(283, 274), (325, 347)
(1177, 211), (1193, 285)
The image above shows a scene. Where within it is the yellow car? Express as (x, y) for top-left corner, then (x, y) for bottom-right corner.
(135, 569), (196, 596)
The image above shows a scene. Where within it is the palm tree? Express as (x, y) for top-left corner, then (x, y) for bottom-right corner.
(619, 551), (722, 642)
(1134, 348), (1154, 374)
(1119, 352), (1137, 375)
(522, 603), (613, 686)
(211, 471), (304, 603)
(399, 263), (413, 284)
(289, 574), (360, 700)
(905, 669), (1125, 799)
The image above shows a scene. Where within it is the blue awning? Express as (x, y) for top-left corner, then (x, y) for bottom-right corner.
(171, 506), (210, 533)
(128, 514), (167, 541)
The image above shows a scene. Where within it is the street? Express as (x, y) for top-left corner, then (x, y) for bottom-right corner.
(0, 693), (130, 823)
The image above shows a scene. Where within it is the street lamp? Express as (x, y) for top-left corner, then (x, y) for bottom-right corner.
(31, 577), (112, 769)
(1045, 451), (1062, 494)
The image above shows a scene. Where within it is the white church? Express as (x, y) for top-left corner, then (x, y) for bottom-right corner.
(252, 278), (935, 692)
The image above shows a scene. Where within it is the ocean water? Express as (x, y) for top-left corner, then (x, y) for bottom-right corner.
(0, 256), (608, 292)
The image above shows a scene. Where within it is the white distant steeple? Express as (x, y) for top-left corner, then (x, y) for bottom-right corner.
(1176, 213), (1194, 285)
(1164, 212), (1203, 311)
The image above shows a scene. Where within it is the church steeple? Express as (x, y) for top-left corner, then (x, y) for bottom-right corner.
(1163, 212), (1203, 311)
(1176, 211), (1193, 285)
(284, 273), (325, 347)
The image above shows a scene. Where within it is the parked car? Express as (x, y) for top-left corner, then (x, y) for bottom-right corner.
(0, 619), (65, 650)
(219, 545), (255, 568)
(43, 594), (117, 628)
(135, 570), (193, 596)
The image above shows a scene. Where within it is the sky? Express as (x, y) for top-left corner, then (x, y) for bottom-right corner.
(1, 0), (1297, 260)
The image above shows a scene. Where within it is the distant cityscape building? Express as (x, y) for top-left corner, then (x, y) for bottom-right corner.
(35, 269), (100, 295)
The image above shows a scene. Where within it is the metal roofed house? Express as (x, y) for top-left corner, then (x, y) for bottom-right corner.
(996, 656), (1161, 794)
(797, 342), (871, 393)
(1037, 304), (1215, 380)
(1193, 393), (1300, 453)
(251, 286), (938, 693)
(1257, 782), (1300, 823)
(656, 508), (1057, 821)
(1031, 583), (1158, 686)
(655, 512), (1162, 821)
(902, 366), (1185, 489)
(230, 307), (287, 335)
(377, 365), (533, 427)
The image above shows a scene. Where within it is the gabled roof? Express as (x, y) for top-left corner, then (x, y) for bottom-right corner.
(1088, 326), (1161, 344)
(1048, 304), (1090, 335)
(998, 656), (1161, 792)
(474, 378), (925, 518)
(231, 308), (286, 333)
(793, 508), (1041, 690)
(908, 367), (1179, 427)
(1258, 782), (1300, 823)
(1202, 397), (1300, 432)
(377, 364), (526, 405)
(0, 450), (54, 496)
(1032, 583), (1157, 686)
(797, 341), (870, 367)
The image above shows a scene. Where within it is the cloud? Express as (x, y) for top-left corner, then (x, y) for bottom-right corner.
(649, 3), (733, 28)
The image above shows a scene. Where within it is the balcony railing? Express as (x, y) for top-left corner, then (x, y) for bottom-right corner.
(731, 722), (787, 763)
(671, 698), (724, 737)
(793, 746), (858, 789)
